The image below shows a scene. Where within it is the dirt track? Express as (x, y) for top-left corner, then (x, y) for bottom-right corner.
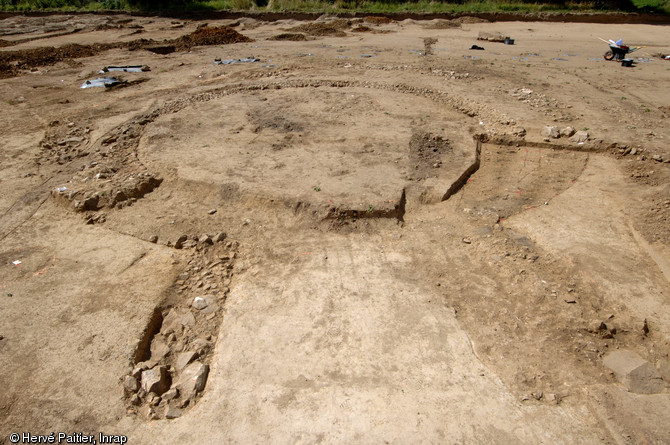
(1, 12), (670, 444)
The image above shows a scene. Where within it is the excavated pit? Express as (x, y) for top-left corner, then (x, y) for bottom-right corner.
(453, 142), (591, 220)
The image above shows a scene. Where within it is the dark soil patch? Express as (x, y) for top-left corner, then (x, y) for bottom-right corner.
(408, 131), (452, 181)
(0, 62), (17, 79)
(352, 25), (372, 33)
(142, 45), (176, 55)
(0, 39), (14, 47)
(248, 109), (304, 133)
(267, 32), (307, 41)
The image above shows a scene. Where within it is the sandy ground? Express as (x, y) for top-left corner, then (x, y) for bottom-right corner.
(1, 12), (670, 444)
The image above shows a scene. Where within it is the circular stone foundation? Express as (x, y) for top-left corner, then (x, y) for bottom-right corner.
(138, 85), (474, 213)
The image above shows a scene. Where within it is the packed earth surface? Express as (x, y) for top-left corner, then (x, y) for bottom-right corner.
(1, 11), (670, 444)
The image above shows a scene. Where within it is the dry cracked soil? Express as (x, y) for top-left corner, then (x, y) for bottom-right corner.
(1, 11), (670, 444)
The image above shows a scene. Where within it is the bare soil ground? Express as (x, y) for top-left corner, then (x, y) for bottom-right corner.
(1, 12), (670, 444)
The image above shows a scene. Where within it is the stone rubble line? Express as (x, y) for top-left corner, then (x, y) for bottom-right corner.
(48, 77), (512, 217)
(123, 236), (239, 420)
(51, 73), (615, 219)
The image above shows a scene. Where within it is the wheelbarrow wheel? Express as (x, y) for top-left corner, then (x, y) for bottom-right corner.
(604, 50), (614, 61)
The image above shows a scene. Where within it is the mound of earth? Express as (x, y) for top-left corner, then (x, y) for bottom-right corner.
(0, 43), (98, 71)
(175, 25), (252, 49)
(287, 19), (352, 37)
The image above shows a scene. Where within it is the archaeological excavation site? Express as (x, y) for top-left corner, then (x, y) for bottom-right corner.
(1, 10), (670, 444)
